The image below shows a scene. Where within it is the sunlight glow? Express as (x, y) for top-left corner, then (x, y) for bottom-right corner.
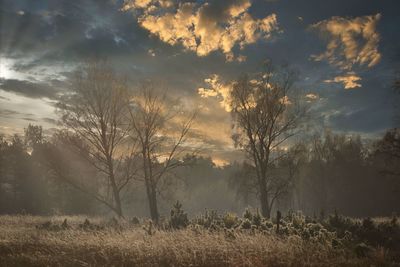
(0, 58), (12, 79)
(0, 57), (21, 80)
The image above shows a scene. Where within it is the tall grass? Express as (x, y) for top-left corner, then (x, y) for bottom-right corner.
(0, 215), (397, 266)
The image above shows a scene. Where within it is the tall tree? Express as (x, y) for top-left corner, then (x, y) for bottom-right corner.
(374, 129), (400, 177)
(230, 64), (306, 218)
(128, 86), (195, 223)
(57, 61), (137, 217)
(394, 73), (400, 126)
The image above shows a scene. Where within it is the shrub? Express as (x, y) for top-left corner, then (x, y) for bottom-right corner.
(354, 242), (371, 258)
(223, 212), (239, 229)
(261, 219), (274, 230)
(243, 208), (252, 221)
(252, 210), (262, 226)
(194, 210), (220, 229)
(241, 218), (252, 229)
(130, 217), (140, 225)
(169, 201), (189, 230)
(362, 217), (374, 230)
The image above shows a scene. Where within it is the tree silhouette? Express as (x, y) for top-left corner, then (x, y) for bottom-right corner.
(128, 85), (195, 223)
(229, 63), (306, 218)
(56, 61), (138, 217)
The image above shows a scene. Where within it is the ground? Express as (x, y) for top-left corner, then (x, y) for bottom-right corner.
(0, 215), (398, 266)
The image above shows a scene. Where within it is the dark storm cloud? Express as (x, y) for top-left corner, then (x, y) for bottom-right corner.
(22, 117), (37, 122)
(0, 78), (61, 99)
(0, 0), (151, 69)
(0, 108), (33, 118)
(41, 117), (57, 125)
(0, 109), (20, 118)
(329, 106), (392, 133)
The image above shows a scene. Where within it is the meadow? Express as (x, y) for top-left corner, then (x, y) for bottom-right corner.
(0, 209), (399, 267)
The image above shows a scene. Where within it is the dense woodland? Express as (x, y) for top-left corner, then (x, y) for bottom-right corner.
(0, 125), (399, 218)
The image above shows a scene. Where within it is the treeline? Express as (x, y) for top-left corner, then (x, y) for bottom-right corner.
(0, 131), (97, 215)
(231, 130), (400, 217)
(0, 126), (238, 217)
(0, 125), (399, 217)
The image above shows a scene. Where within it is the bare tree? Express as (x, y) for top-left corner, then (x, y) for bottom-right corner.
(56, 61), (137, 217)
(128, 85), (195, 223)
(374, 128), (400, 177)
(394, 72), (400, 126)
(230, 64), (306, 218)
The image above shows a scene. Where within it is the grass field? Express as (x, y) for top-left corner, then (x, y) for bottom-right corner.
(0, 214), (399, 266)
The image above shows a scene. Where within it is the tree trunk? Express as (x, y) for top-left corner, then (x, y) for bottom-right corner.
(144, 177), (159, 223)
(111, 180), (123, 217)
(259, 176), (271, 218)
(149, 187), (159, 224)
(107, 157), (123, 218)
(142, 148), (160, 224)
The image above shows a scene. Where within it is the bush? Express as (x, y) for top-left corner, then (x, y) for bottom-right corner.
(241, 218), (252, 229)
(243, 208), (252, 221)
(194, 210), (220, 229)
(355, 242), (371, 258)
(169, 201), (189, 230)
(223, 212), (239, 229)
(252, 210), (262, 226)
(130, 217), (140, 225)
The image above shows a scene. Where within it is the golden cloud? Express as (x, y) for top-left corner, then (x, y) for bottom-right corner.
(311, 14), (381, 89)
(279, 95), (292, 105)
(305, 93), (318, 100)
(122, 0), (278, 61)
(311, 14), (381, 70)
(324, 73), (362, 89)
(198, 74), (233, 112)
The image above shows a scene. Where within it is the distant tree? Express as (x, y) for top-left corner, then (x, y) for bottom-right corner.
(231, 143), (306, 212)
(128, 85), (195, 223)
(393, 71), (400, 126)
(272, 143), (307, 211)
(24, 124), (44, 150)
(229, 63), (306, 218)
(374, 128), (400, 176)
(7, 135), (30, 212)
(0, 135), (8, 190)
(306, 131), (366, 215)
(57, 61), (138, 217)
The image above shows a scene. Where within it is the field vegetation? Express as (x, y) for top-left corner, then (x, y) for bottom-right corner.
(0, 206), (399, 266)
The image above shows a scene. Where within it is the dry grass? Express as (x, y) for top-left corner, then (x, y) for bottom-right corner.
(0, 215), (396, 267)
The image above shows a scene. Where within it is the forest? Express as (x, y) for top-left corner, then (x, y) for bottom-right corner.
(1, 122), (400, 218)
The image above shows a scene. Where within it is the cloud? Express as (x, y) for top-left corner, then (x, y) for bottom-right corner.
(279, 95), (291, 105)
(311, 14), (381, 71)
(0, 108), (35, 121)
(324, 73), (362, 89)
(0, 78), (61, 99)
(329, 106), (392, 133)
(123, 0), (279, 61)
(311, 14), (381, 89)
(148, 48), (156, 56)
(0, 109), (20, 118)
(42, 117), (57, 125)
(198, 74), (233, 112)
(305, 93), (318, 100)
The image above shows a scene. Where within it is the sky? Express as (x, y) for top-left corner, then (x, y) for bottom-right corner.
(0, 0), (399, 165)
